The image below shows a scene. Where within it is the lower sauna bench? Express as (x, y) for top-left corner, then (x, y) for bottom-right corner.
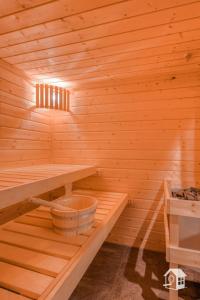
(0, 189), (128, 300)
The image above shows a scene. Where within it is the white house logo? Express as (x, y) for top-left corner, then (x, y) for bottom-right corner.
(163, 268), (186, 290)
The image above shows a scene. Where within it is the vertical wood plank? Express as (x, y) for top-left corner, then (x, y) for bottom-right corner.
(169, 262), (179, 300)
(50, 85), (53, 109)
(59, 88), (63, 110)
(63, 89), (69, 111)
(169, 215), (179, 300)
(170, 215), (179, 247)
(66, 90), (69, 111)
(40, 84), (44, 108)
(55, 86), (58, 109)
(63, 89), (66, 111)
(36, 84), (40, 108)
(45, 84), (49, 108)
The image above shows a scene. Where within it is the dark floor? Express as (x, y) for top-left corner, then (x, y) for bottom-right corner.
(70, 242), (200, 300)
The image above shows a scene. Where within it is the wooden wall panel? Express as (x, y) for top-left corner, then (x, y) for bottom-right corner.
(0, 59), (51, 168)
(0, 0), (200, 252)
(51, 70), (200, 252)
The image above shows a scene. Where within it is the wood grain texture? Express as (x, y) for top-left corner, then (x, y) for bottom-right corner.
(0, 288), (30, 300)
(0, 0), (198, 88)
(0, 59), (51, 168)
(0, 164), (95, 209)
(0, 0), (200, 254)
(164, 180), (200, 300)
(0, 242), (68, 277)
(0, 261), (53, 299)
(0, 189), (127, 299)
(51, 69), (200, 252)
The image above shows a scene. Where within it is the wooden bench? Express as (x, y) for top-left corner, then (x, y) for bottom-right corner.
(0, 164), (96, 210)
(0, 189), (128, 299)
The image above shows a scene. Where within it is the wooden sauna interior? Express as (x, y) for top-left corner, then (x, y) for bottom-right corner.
(0, 0), (200, 299)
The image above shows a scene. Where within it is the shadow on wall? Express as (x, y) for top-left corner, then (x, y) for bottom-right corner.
(123, 111), (200, 299)
(130, 185), (164, 250)
(123, 185), (167, 299)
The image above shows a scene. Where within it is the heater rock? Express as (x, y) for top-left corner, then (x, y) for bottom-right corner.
(172, 187), (200, 201)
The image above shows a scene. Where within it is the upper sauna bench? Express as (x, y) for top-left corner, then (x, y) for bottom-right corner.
(0, 164), (96, 209)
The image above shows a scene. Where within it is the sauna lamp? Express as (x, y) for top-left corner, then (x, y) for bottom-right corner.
(35, 83), (69, 111)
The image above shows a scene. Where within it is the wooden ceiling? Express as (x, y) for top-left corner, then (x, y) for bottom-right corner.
(0, 0), (200, 88)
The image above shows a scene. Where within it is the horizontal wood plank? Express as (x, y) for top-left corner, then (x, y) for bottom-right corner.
(4, 222), (88, 246)
(0, 261), (53, 299)
(0, 242), (68, 277)
(0, 230), (79, 259)
(0, 164), (96, 209)
(0, 288), (30, 300)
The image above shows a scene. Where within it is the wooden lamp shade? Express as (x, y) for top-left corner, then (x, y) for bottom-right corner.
(36, 83), (69, 111)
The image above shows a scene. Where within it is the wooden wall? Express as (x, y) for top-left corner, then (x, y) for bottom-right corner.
(0, 0), (199, 252)
(52, 69), (200, 252)
(0, 60), (199, 252)
(0, 59), (51, 167)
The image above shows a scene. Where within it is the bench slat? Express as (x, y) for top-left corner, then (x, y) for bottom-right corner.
(4, 222), (88, 246)
(0, 262), (53, 299)
(15, 215), (53, 228)
(0, 242), (68, 277)
(0, 164), (96, 209)
(0, 288), (30, 300)
(0, 230), (79, 259)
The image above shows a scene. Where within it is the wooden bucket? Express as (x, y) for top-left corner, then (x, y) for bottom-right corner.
(51, 195), (97, 236)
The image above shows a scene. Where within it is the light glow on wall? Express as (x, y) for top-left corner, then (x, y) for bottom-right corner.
(36, 83), (69, 111)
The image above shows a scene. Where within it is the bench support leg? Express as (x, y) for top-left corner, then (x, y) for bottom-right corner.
(65, 183), (72, 197)
(169, 263), (179, 300)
